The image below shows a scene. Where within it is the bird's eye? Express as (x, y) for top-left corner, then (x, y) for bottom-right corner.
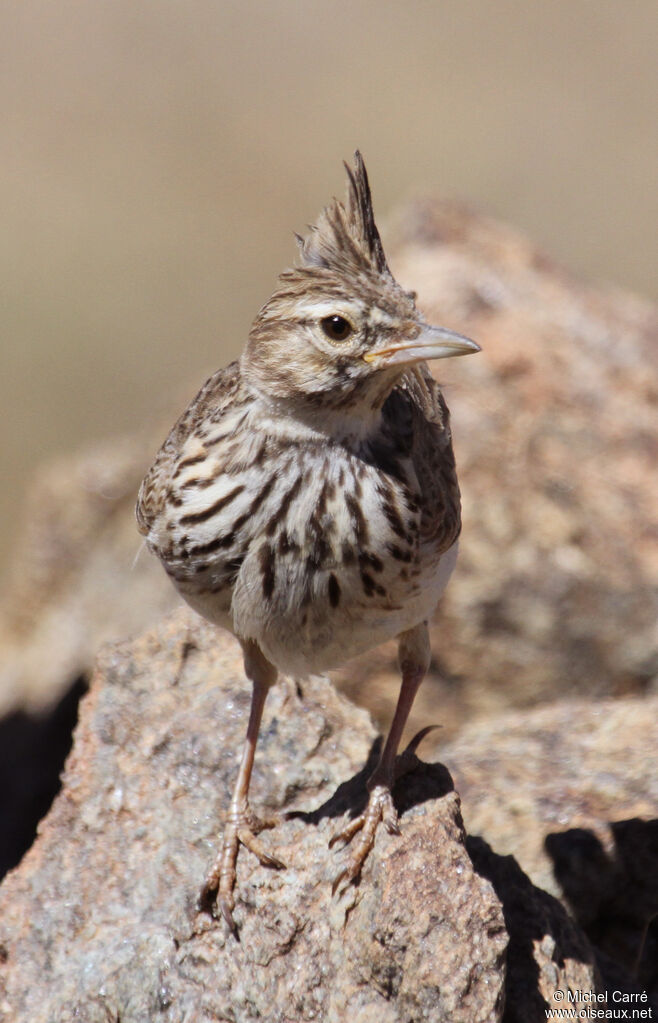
(320, 315), (353, 342)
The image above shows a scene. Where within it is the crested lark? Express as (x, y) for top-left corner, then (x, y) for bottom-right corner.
(136, 153), (479, 933)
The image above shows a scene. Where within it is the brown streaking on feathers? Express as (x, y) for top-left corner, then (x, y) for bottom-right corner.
(136, 151), (479, 934)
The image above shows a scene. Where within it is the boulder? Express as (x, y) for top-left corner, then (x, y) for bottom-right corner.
(439, 696), (658, 1001)
(0, 611), (605, 1023)
(0, 198), (655, 1019)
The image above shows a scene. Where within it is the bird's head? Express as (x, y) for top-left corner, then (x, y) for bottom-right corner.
(242, 153), (479, 417)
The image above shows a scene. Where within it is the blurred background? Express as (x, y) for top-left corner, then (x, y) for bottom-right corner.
(1, 0), (657, 576)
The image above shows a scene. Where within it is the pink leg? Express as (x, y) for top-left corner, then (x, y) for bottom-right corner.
(330, 623), (431, 894)
(200, 641), (284, 934)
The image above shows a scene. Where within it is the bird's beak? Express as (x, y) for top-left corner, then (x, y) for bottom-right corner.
(364, 324), (480, 368)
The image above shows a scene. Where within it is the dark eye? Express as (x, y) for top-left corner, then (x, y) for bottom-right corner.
(321, 315), (353, 342)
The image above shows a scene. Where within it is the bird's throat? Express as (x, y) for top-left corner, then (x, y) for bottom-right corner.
(254, 385), (389, 447)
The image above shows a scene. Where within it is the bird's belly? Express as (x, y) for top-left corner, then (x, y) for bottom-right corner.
(154, 437), (459, 677)
(241, 541), (458, 677)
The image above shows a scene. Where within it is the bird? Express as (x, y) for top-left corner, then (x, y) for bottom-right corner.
(136, 152), (480, 934)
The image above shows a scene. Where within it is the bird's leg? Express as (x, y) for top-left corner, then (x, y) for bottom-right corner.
(200, 641), (285, 933)
(331, 623), (431, 895)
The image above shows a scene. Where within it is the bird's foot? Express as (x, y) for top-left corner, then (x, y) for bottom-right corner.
(329, 784), (399, 896)
(199, 807), (286, 935)
(328, 727), (439, 896)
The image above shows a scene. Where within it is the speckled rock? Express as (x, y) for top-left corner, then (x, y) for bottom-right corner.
(0, 611), (509, 1023)
(0, 198), (654, 1018)
(467, 837), (601, 1023)
(437, 696), (658, 1004)
(0, 435), (179, 716)
(0, 611), (602, 1023)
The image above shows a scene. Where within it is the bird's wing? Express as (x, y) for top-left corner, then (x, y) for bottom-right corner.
(136, 360), (245, 537)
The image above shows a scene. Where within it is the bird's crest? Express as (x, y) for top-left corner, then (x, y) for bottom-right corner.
(296, 152), (390, 277)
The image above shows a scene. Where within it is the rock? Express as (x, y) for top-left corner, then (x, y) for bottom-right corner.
(437, 697), (658, 1003)
(466, 837), (600, 1023)
(0, 434), (182, 876)
(0, 199), (655, 1015)
(0, 611), (603, 1023)
(438, 696), (658, 898)
(0, 435), (179, 716)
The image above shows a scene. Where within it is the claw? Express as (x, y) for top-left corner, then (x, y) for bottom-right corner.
(331, 868), (349, 898)
(393, 724), (441, 780)
(331, 847), (368, 897)
(402, 724), (441, 758)
(330, 785), (398, 895)
(199, 808), (285, 934)
(217, 893), (239, 939)
(328, 815), (365, 849)
(383, 813), (401, 836)
(236, 826), (287, 870)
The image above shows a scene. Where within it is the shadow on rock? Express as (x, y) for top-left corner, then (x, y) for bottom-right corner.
(545, 819), (658, 1001)
(0, 674), (88, 880)
(467, 835), (597, 1023)
(288, 741), (455, 826)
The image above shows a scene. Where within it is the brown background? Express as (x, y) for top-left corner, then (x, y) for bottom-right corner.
(2, 0), (657, 576)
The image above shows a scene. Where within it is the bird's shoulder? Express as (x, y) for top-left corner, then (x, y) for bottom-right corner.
(136, 360), (248, 536)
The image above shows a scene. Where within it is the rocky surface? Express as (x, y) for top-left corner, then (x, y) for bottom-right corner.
(0, 199), (656, 1018)
(439, 697), (658, 900)
(438, 697), (658, 1003)
(0, 435), (179, 716)
(0, 611), (608, 1023)
(0, 436), (180, 877)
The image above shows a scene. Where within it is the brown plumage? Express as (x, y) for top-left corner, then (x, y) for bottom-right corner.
(137, 152), (479, 933)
